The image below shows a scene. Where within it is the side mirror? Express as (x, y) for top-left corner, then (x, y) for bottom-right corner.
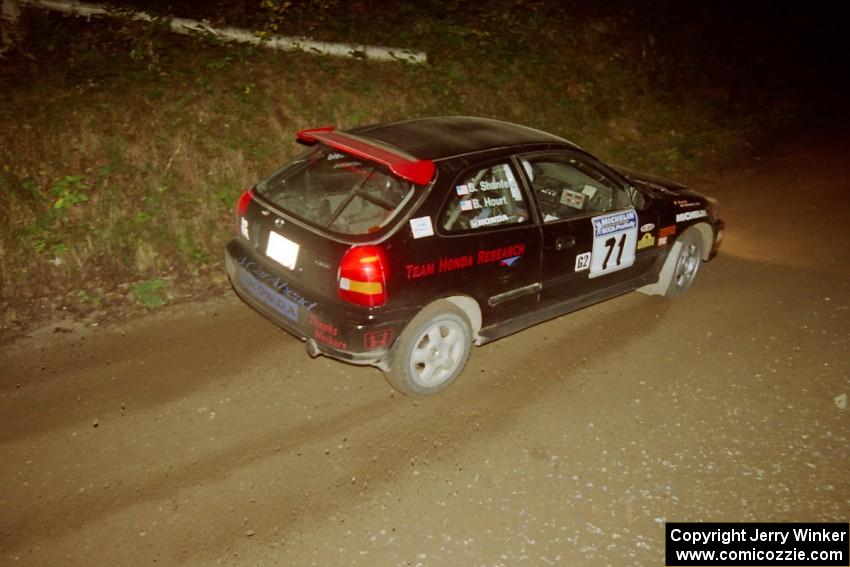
(629, 186), (648, 210)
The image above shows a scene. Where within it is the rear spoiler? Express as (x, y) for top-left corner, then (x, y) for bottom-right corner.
(297, 127), (435, 186)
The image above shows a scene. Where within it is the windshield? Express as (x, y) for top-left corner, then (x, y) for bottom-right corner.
(257, 145), (416, 236)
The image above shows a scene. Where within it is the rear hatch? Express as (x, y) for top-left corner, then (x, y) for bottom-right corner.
(250, 142), (419, 295)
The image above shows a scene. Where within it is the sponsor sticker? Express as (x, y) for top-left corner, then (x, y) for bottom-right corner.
(560, 189), (586, 209)
(470, 214), (509, 229)
(237, 256), (317, 312)
(409, 216), (434, 239)
(592, 209), (637, 238)
(240, 270), (299, 322)
(673, 199), (700, 208)
(309, 313), (347, 350)
(333, 160), (363, 170)
(637, 232), (655, 250)
(575, 251), (591, 272)
(581, 185), (598, 199)
(658, 235), (668, 247)
(659, 224), (677, 237)
(640, 223), (655, 233)
(405, 262), (435, 279)
(406, 246), (523, 280)
(363, 328), (394, 350)
(478, 243), (525, 265)
(440, 254), (474, 272)
(676, 209), (707, 223)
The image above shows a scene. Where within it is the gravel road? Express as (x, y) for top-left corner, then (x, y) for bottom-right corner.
(1, 131), (848, 566)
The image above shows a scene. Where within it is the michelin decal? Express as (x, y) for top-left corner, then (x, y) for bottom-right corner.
(676, 209), (707, 223)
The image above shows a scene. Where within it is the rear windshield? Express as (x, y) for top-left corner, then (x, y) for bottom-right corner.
(256, 145), (416, 236)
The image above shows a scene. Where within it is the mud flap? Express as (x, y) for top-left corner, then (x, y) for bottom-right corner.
(637, 239), (683, 296)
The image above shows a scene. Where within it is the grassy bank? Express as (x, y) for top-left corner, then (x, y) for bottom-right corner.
(0, 3), (797, 331)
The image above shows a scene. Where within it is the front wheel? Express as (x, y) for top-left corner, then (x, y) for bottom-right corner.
(665, 229), (703, 297)
(384, 301), (472, 397)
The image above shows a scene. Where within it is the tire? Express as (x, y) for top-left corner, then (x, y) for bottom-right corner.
(665, 228), (703, 298)
(384, 300), (473, 397)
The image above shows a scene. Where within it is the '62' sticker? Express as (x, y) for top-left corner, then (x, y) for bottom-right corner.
(588, 209), (638, 278)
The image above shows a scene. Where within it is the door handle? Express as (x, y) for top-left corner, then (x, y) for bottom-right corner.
(555, 235), (576, 251)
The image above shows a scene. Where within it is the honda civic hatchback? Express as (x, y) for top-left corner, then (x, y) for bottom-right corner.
(225, 116), (724, 396)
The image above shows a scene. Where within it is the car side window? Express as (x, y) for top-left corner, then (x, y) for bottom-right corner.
(440, 162), (529, 232)
(519, 154), (630, 223)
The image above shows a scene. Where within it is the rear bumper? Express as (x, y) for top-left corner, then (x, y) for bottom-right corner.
(225, 240), (411, 367)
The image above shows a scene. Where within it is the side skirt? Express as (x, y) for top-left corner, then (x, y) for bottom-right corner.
(477, 273), (658, 345)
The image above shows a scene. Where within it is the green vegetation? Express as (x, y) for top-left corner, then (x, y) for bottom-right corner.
(0, 2), (800, 315)
(131, 278), (169, 309)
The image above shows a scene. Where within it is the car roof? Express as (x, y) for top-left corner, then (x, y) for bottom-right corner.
(349, 116), (579, 161)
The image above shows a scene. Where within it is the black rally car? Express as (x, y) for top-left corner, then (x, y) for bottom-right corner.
(225, 116), (724, 396)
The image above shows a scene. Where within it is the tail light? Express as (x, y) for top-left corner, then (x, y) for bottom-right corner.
(235, 188), (253, 239)
(338, 245), (388, 307)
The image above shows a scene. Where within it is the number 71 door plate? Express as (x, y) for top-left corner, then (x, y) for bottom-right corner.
(588, 209), (638, 278)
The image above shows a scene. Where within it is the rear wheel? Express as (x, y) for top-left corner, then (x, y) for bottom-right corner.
(665, 229), (703, 297)
(385, 301), (472, 397)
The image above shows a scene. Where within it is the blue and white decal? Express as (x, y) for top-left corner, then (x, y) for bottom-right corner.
(589, 209), (638, 278)
(237, 256), (317, 319)
(240, 270), (299, 321)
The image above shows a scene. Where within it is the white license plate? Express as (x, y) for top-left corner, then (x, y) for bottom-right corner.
(266, 231), (299, 270)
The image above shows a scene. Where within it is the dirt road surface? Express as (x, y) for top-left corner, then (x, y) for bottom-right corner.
(2, 131), (848, 566)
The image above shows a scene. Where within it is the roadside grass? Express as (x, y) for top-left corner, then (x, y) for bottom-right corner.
(0, 7), (798, 329)
(131, 277), (169, 309)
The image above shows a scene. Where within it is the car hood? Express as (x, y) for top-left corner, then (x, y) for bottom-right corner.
(613, 165), (707, 202)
